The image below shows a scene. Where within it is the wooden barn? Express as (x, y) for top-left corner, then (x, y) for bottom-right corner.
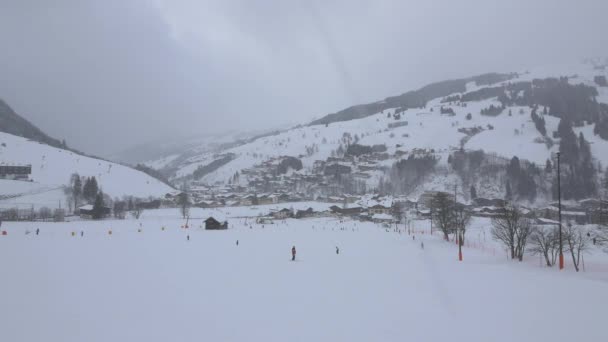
(78, 204), (110, 219)
(0, 164), (31, 180)
(205, 217), (228, 230)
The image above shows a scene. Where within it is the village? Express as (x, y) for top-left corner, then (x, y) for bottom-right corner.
(2, 152), (608, 230)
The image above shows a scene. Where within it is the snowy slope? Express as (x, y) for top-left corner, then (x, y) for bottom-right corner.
(0, 211), (607, 342)
(0, 132), (175, 207)
(147, 61), (608, 202)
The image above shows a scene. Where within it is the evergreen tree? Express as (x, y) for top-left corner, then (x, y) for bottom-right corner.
(506, 181), (512, 201)
(517, 167), (537, 201)
(70, 173), (82, 212)
(545, 159), (553, 173)
(558, 119), (579, 165)
(92, 192), (106, 220)
(578, 133), (596, 197)
(90, 177), (98, 198)
(507, 156), (521, 179)
(82, 177), (99, 203)
(82, 177), (91, 202)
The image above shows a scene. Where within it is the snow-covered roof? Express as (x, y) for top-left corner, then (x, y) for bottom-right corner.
(372, 213), (394, 221)
(562, 211), (586, 216)
(537, 218), (560, 225)
(78, 205), (93, 210)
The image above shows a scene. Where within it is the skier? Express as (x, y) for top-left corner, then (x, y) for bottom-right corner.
(36, 228), (40, 235)
(421, 242), (424, 249)
(291, 246), (296, 261)
(336, 246), (340, 254)
(412, 235), (415, 240)
(187, 235), (190, 241)
(236, 240), (239, 246)
(80, 231), (84, 237)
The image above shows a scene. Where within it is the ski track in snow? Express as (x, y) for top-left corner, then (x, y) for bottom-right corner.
(0, 208), (606, 342)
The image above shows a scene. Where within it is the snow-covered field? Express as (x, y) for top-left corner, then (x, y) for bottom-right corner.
(1, 206), (607, 342)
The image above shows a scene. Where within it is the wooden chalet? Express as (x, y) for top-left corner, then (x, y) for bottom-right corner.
(205, 217), (228, 230)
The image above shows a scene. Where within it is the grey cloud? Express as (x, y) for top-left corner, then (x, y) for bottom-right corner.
(1, 0), (607, 156)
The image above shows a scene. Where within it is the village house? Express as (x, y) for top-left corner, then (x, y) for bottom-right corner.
(418, 191), (454, 209)
(372, 213), (394, 224)
(329, 205), (363, 216)
(78, 204), (110, 219)
(205, 217), (228, 230)
(272, 208), (293, 219)
(536, 206), (588, 224)
(196, 200), (223, 209)
(324, 163), (352, 176)
(472, 197), (506, 207)
(295, 207), (314, 219)
(0, 164), (32, 181)
(368, 204), (392, 215)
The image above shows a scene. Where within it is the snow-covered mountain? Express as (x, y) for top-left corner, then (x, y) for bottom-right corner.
(148, 61), (608, 204)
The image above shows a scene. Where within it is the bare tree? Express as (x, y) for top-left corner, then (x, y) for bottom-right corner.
(452, 204), (471, 245)
(514, 216), (532, 261)
(132, 206), (144, 219)
(491, 204), (532, 261)
(38, 207), (52, 221)
(113, 200), (126, 219)
(177, 192), (190, 219)
(564, 222), (590, 272)
(529, 225), (560, 267)
(430, 192), (454, 240)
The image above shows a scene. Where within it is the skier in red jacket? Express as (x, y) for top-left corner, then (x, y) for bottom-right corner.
(291, 246), (296, 261)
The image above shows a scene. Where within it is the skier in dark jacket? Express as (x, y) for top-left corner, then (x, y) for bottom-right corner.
(336, 246), (340, 254)
(291, 246), (296, 261)
(36, 228), (40, 235)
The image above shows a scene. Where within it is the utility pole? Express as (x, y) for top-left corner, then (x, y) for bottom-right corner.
(557, 152), (564, 270)
(455, 184), (462, 261)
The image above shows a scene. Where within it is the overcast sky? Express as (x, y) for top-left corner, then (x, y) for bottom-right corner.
(1, 0), (608, 157)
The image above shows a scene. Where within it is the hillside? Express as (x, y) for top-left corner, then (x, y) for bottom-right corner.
(147, 62), (608, 204)
(0, 131), (175, 209)
(0, 98), (64, 148)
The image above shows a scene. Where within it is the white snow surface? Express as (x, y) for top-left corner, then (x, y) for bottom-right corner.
(0, 207), (606, 342)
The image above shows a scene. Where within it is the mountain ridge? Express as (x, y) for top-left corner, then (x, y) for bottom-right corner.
(0, 98), (64, 148)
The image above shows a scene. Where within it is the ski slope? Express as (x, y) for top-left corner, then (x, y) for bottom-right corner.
(1, 209), (606, 342)
(0, 132), (174, 207)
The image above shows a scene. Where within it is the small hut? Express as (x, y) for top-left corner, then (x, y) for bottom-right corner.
(205, 217), (228, 230)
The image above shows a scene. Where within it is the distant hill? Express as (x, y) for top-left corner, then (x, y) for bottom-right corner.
(0, 98), (175, 209)
(0, 98), (64, 148)
(146, 61), (608, 204)
(309, 73), (517, 126)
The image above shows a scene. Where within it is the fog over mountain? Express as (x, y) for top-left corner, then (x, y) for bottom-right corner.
(1, 0), (607, 156)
